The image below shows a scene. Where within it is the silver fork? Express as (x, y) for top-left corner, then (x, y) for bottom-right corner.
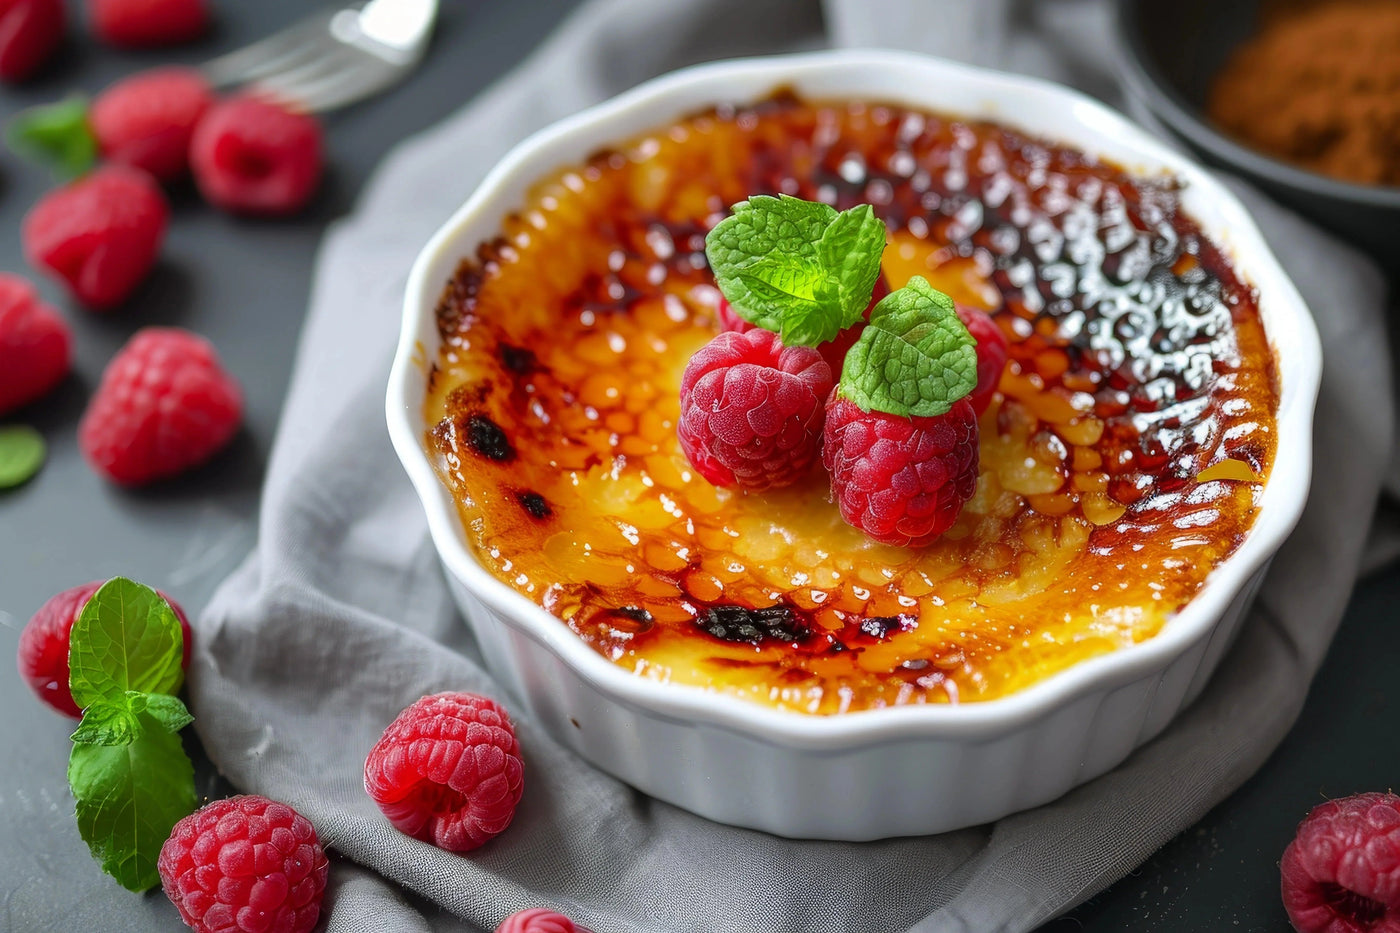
(202, 0), (438, 113)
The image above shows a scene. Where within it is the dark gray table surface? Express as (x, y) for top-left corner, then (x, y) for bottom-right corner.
(1, 2), (1396, 931)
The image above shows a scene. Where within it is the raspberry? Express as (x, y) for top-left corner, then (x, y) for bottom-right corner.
(677, 329), (832, 490)
(88, 0), (207, 47)
(823, 395), (979, 547)
(364, 692), (525, 853)
(0, 0), (64, 82)
(79, 327), (243, 486)
(716, 297), (756, 335)
(191, 96), (324, 216)
(497, 909), (586, 933)
(22, 165), (168, 310)
(90, 68), (214, 182)
(955, 304), (1009, 416)
(1280, 792), (1400, 933)
(17, 581), (193, 718)
(158, 795), (329, 933)
(0, 273), (70, 415)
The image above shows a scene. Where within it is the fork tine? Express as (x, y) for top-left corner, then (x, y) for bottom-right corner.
(201, 8), (338, 88)
(251, 45), (369, 105)
(278, 61), (401, 112)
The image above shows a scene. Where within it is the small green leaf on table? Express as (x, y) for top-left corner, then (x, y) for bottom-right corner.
(0, 425), (46, 489)
(6, 97), (99, 181)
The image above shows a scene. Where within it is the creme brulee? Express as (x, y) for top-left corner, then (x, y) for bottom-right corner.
(422, 93), (1278, 714)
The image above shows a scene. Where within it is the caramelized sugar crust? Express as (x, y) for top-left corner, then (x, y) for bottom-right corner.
(425, 93), (1278, 714)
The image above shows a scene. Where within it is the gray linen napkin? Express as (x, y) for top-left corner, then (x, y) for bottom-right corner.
(191, 1), (1393, 931)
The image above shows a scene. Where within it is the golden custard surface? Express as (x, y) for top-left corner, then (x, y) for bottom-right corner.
(425, 95), (1278, 714)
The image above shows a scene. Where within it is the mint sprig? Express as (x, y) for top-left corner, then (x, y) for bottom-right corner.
(704, 194), (887, 347)
(5, 96), (98, 181)
(838, 276), (978, 418)
(66, 578), (198, 892)
(0, 425), (47, 489)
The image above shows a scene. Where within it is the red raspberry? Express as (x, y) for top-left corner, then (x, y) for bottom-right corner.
(364, 692), (525, 853)
(22, 165), (168, 310)
(1281, 791), (1400, 933)
(191, 96), (323, 216)
(497, 909), (587, 933)
(88, 0), (207, 47)
(90, 68), (214, 182)
(955, 304), (1009, 416)
(677, 328), (832, 490)
(158, 795), (329, 933)
(79, 327), (243, 486)
(17, 581), (193, 718)
(823, 395), (979, 547)
(0, 0), (64, 82)
(0, 273), (70, 415)
(716, 297), (757, 335)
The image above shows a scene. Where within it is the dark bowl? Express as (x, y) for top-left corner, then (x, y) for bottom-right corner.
(1113, 0), (1400, 269)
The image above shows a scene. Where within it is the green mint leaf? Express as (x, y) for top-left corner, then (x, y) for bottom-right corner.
(838, 276), (978, 418)
(138, 692), (195, 734)
(68, 715), (198, 892)
(69, 578), (186, 713)
(5, 97), (98, 181)
(705, 195), (886, 347)
(0, 425), (46, 489)
(817, 203), (888, 329)
(71, 700), (143, 746)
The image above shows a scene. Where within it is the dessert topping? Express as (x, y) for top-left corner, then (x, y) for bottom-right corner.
(676, 328), (831, 490)
(1281, 791), (1400, 933)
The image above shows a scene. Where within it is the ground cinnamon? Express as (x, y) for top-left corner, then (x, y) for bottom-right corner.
(1208, 0), (1400, 187)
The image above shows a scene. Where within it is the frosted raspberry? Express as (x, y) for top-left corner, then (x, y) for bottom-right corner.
(90, 67), (214, 181)
(1281, 792), (1400, 933)
(364, 692), (525, 853)
(718, 274), (890, 379)
(955, 304), (1008, 416)
(17, 580), (193, 717)
(22, 165), (168, 310)
(677, 329), (831, 490)
(0, 273), (70, 415)
(158, 795), (328, 933)
(823, 395), (979, 547)
(497, 908), (586, 933)
(79, 327), (243, 485)
(715, 297), (756, 335)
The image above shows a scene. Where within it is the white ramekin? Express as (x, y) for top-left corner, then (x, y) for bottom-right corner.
(387, 50), (1321, 841)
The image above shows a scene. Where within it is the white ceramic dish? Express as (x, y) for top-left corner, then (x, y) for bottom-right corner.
(387, 50), (1321, 840)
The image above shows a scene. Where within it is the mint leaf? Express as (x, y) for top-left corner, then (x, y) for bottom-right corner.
(6, 97), (98, 181)
(818, 203), (887, 328)
(68, 715), (198, 892)
(71, 700), (143, 746)
(838, 276), (978, 418)
(0, 425), (46, 489)
(139, 692), (194, 734)
(69, 578), (185, 713)
(705, 194), (886, 347)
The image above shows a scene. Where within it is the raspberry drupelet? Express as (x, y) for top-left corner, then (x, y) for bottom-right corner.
(677, 328), (832, 490)
(823, 395), (980, 548)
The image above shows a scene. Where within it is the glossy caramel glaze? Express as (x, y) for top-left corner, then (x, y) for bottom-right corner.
(424, 93), (1278, 714)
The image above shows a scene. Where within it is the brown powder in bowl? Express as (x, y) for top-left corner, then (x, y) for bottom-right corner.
(1208, 0), (1400, 187)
